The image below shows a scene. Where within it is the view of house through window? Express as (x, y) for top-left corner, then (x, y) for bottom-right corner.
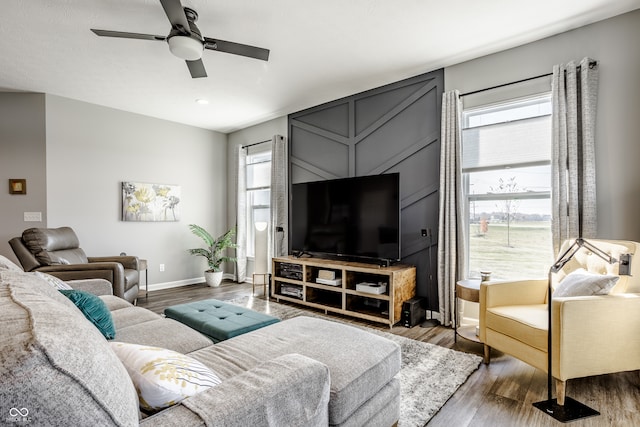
(462, 94), (554, 280)
(246, 147), (272, 258)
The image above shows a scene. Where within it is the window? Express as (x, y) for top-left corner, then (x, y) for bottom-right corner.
(462, 95), (554, 280)
(245, 147), (272, 258)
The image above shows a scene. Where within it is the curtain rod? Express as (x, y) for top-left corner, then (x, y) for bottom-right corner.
(459, 72), (552, 98)
(242, 139), (271, 149)
(459, 60), (597, 98)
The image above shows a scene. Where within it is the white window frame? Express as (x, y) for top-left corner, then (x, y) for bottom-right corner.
(462, 94), (553, 280)
(245, 146), (272, 258)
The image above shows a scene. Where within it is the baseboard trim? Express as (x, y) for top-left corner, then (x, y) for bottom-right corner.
(147, 273), (238, 291)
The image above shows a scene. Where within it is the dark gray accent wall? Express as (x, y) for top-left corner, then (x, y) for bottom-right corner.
(288, 69), (443, 309)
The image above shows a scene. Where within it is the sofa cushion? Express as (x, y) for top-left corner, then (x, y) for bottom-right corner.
(554, 268), (619, 297)
(110, 342), (221, 412)
(188, 316), (401, 425)
(67, 278), (113, 296)
(0, 254), (23, 272)
(102, 294), (135, 311)
(60, 289), (116, 339)
(0, 270), (139, 425)
(180, 353), (330, 427)
(116, 318), (215, 354)
(101, 297), (214, 354)
(34, 271), (73, 290)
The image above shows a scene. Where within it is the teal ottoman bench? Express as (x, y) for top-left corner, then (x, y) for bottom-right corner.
(164, 299), (280, 342)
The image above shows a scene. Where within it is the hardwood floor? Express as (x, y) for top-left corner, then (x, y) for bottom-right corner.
(138, 282), (640, 427)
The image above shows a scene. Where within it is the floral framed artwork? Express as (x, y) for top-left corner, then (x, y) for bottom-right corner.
(122, 182), (181, 222)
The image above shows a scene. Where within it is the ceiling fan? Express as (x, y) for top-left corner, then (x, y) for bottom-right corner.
(90, 0), (270, 78)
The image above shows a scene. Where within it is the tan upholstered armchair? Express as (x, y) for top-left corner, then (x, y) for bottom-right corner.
(479, 239), (640, 405)
(9, 227), (140, 303)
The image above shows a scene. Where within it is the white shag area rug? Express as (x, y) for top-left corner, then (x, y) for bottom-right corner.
(226, 296), (482, 427)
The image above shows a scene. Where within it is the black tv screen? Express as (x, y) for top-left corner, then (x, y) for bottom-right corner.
(291, 173), (400, 263)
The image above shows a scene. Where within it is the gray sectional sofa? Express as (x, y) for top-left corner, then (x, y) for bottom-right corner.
(0, 257), (401, 426)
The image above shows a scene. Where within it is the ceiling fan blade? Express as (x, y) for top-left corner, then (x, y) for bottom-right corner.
(186, 59), (207, 78)
(91, 29), (166, 41)
(203, 37), (270, 61)
(159, 0), (190, 35)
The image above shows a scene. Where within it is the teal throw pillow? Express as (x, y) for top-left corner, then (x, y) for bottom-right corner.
(59, 290), (116, 339)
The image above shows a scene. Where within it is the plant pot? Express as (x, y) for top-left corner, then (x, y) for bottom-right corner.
(204, 271), (223, 287)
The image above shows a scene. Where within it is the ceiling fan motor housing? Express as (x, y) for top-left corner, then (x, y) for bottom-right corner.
(167, 7), (203, 60)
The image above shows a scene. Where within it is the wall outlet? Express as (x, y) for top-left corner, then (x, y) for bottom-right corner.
(24, 212), (42, 222)
(159, 264), (165, 272)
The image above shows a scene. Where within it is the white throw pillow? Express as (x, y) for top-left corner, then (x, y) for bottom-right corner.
(109, 342), (221, 411)
(554, 268), (619, 297)
(34, 271), (73, 290)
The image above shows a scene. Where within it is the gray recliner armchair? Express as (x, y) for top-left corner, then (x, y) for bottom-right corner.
(9, 227), (140, 303)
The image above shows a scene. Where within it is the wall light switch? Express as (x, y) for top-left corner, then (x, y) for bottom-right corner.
(24, 212), (42, 222)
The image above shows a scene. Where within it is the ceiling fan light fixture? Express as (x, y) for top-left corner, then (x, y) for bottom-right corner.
(168, 35), (203, 60)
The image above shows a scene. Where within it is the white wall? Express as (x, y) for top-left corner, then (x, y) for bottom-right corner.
(45, 95), (228, 287)
(446, 9), (640, 241)
(0, 93), (47, 263)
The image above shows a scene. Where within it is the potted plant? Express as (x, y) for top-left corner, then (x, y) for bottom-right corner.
(188, 224), (237, 287)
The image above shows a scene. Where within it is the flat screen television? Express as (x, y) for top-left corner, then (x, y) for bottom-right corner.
(290, 173), (400, 265)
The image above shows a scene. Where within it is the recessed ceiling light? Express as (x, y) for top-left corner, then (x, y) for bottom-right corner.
(196, 98), (209, 105)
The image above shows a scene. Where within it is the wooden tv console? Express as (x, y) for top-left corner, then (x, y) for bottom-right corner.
(271, 256), (416, 327)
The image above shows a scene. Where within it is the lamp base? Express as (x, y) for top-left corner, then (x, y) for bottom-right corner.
(533, 397), (599, 423)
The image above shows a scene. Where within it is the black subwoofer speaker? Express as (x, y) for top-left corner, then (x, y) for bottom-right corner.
(402, 297), (425, 328)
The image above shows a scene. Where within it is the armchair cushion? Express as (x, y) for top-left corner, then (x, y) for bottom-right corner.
(22, 226), (88, 265)
(554, 268), (619, 297)
(485, 304), (548, 351)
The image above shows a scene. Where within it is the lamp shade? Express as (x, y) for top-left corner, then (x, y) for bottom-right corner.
(254, 222), (268, 275)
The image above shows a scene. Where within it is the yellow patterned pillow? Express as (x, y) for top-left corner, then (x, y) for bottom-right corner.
(109, 342), (221, 411)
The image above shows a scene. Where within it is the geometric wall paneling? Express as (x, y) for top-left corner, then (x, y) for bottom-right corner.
(390, 142), (440, 200)
(401, 195), (438, 257)
(290, 125), (349, 179)
(355, 79), (439, 147)
(354, 80), (434, 134)
(289, 68), (444, 309)
(293, 101), (350, 137)
(291, 161), (330, 184)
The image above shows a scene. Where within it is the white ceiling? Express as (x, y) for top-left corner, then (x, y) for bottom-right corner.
(1, 0), (639, 133)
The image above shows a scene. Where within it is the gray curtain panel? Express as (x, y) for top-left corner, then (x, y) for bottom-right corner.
(270, 135), (289, 261)
(551, 57), (599, 253)
(437, 90), (465, 327)
(235, 145), (247, 282)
